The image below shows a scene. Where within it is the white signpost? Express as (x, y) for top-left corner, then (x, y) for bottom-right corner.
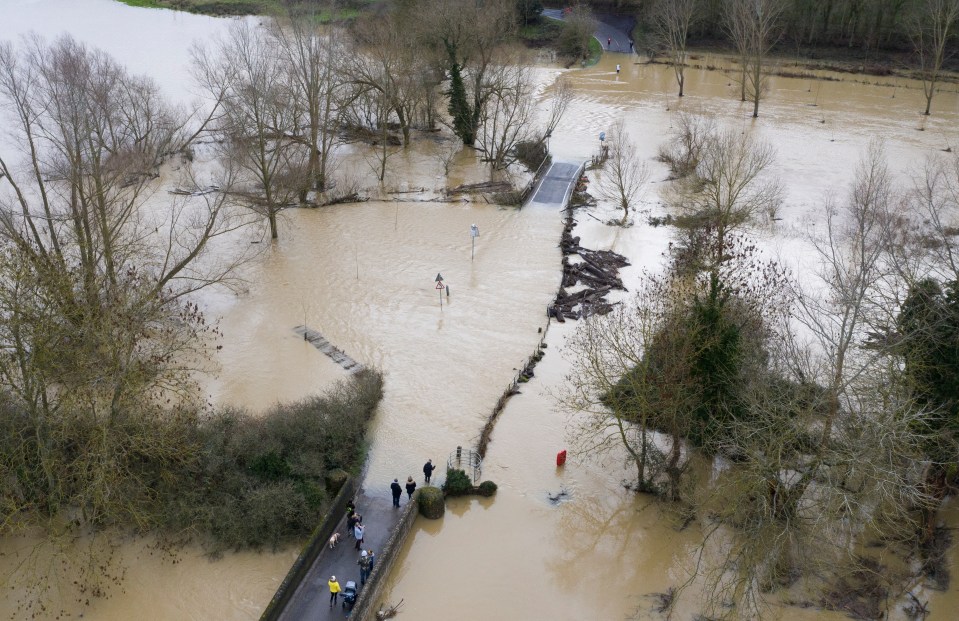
(469, 224), (479, 261)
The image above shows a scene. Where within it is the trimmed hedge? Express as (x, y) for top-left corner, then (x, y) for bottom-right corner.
(417, 486), (445, 519)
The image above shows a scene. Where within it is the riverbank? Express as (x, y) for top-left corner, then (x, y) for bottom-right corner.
(114, 0), (370, 19)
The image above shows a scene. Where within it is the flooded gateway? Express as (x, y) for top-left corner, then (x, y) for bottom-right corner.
(2, 2), (959, 620)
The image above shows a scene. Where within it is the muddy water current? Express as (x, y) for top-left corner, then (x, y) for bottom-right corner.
(2, 2), (959, 618)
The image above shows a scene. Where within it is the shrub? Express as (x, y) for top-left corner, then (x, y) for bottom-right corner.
(417, 487), (445, 519)
(442, 468), (473, 497)
(477, 481), (498, 497)
(515, 139), (549, 172)
(164, 369), (384, 553)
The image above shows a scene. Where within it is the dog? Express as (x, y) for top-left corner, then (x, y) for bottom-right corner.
(328, 532), (341, 549)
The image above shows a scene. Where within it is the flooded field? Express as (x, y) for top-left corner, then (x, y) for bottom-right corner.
(1, 1), (958, 619)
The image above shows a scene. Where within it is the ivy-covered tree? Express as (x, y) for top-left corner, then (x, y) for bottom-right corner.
(446, 60), (475, 145)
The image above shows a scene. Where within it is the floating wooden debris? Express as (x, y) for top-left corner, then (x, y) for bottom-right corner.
(292, 325), (363, 372)
(376, 599), (404, 619)
(549, 204), (629, 321)
(168, 185), (220, 196)
(446, 180), (513, 195)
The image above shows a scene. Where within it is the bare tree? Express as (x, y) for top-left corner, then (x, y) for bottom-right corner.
(562, 274), (702, 496)
(725, 0), (785, 117)
(413, 0), (516, 146)
(671, 128), (782, 267)
(908, 0), (959, 115)
(542, 77), (574, 146)
(198, 21), (307, 240)
(598, 119), (649, 225)
(657, 111), (716, 178)
(269, 8), (347, 194)
(0, 35), (248, 534)
(793, 141), (894, 445)
(476, 60), (537, 172)
(650, 0), (698, 96)
(348, 11), (426, 147)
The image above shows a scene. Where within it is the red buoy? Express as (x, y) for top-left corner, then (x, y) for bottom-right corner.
(556, 450), (567, 467)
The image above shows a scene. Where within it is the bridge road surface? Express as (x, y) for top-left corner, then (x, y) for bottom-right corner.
(277, 492), (402, 621)
(530, 160), (583, 208)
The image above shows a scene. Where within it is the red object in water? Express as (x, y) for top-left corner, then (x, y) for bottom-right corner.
(556, 450), (567, 466)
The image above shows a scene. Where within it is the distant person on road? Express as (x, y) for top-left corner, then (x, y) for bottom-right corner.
(354, 522), (365, 550)
(607, 36), (611, 48)
(405, 476), (416, 499)
(358, 550), (371, 585)
(616, 64), (621, 74)
(328, 576), (341, 608)
(390, 478), (402, 507)
(629, 39), (634, 52)
(423, 459), (435, 484)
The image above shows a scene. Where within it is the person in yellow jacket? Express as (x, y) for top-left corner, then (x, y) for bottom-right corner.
(328, 575), (341, 608)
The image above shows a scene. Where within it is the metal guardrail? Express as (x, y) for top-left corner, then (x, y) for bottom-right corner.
(447, 446), (483, 482)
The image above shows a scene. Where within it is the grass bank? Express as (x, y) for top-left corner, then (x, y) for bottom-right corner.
(114, 0), (371, 19)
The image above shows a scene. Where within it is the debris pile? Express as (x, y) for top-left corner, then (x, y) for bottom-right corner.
(550, 183), (629, 321)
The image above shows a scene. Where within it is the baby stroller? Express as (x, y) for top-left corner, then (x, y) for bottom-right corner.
(341, 580), (358, 611)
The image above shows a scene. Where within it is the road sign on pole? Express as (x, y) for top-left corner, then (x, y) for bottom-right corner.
(469, 224), (479, 260)
(435, 273), (444, 308)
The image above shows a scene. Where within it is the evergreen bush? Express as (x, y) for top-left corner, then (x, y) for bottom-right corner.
(417, 487), (445, 519)
(442, 468), (473, 496)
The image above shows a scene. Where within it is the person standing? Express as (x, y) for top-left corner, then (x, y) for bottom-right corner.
(354, 521), (365, 550)
(616, 64), (621, 74)
(607, 36), (611, 48)
(328, 576), (341, 608)
(346, 508), (358, 537)
(367, 549), (376, 573)
(405, 476), (416, 499)
(390, 478), (402, 507)
(423, 459), (435, 484)
(358, 550), (371, 585)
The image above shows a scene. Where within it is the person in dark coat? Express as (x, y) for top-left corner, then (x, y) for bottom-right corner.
(346, 509), (358, 537)
(405, 476), (416, 499)
(390, 478), (402, 507)
(423, 459), (435, 484)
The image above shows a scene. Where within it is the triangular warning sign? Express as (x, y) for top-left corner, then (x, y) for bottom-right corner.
(435, 273), (444, 282)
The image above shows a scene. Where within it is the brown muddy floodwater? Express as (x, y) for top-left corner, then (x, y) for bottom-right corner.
(3, 7), (959, 617)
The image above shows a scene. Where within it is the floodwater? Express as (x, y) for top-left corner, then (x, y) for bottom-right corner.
(2, 2), (959, 619)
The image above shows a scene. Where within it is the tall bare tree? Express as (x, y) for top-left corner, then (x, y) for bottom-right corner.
(598, 119), (649, 225)
(542, 77), (574, 146)
(269, 9), (347, 194)
(909, 0), (959, 115)
(476, 61), (537, 172)
(793, 141), (894, 445)
(0, 35), (247, 531)
(650, 0), (698, 96)
(197, 21), (307, 240)
(349, 12), (426, 147)
(413, 0), (517, 145)
(725, 0), (786, 117)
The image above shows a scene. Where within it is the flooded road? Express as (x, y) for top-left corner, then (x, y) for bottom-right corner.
(2, 2), (959, 618)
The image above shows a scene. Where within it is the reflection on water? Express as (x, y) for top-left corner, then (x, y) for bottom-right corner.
(2, 2), (959, 616)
